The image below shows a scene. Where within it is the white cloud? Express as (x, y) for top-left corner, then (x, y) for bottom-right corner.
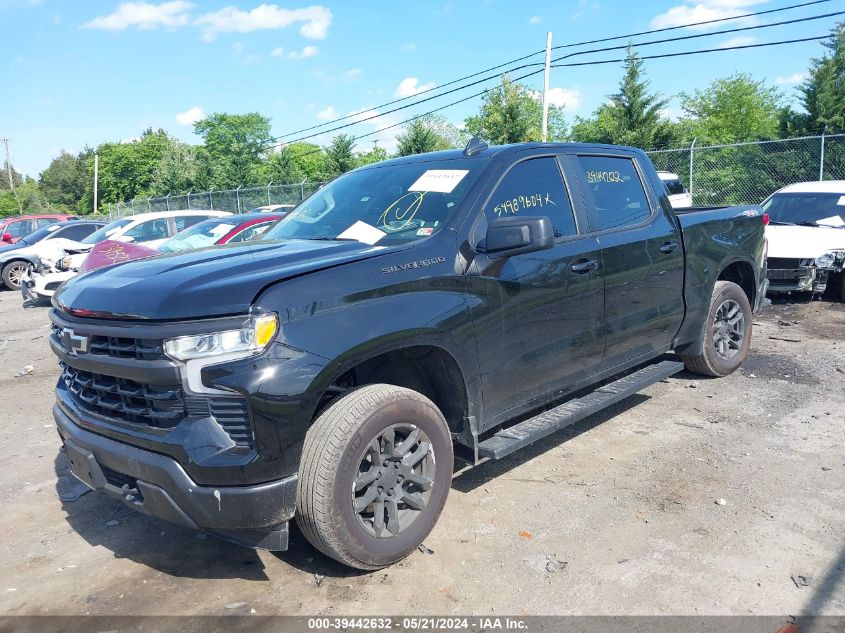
(401, 42), (417, 51)
(528, 15), (542, 24)
(544, 87), (582, 112)
(775, 72), (805, 85)
(571, 0), (600, 21)
(82, 1), (194, 31)
(316, 106), (337, 121)
(194, 4), (332, 42)
(346, 68), (362, 77)
(176, 105), (204, 125)
(650, 0), (763, 31)
(394, 77), (436, 98)
(718, 35), (756, 48)
(287, 45), (317, 59)
(270, 46), (285, 57)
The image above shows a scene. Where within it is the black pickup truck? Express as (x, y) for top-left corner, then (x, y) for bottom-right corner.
(49, 140), (768, 569)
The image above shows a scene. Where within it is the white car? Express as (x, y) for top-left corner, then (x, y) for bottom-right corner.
(21, 209), (229, 305)
(762, 181), (845, 299)
(657, 171), (693, 208)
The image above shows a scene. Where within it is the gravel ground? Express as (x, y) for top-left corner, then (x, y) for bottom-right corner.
(0, 288), (842, 616)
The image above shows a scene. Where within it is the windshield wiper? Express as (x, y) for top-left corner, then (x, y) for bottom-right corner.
(299, 236), (359, 241)
(768, 220), (795, 226)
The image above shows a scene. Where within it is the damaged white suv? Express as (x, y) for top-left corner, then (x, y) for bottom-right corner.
(763, 181), (845, 300)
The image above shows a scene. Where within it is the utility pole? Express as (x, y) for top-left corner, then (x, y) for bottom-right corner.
(1, 138), (22, 215)
(541, 31), (553, 142)
(93, 153), (99, 214)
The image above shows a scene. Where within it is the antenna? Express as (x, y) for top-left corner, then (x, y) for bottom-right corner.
(463, 136), (488, 157)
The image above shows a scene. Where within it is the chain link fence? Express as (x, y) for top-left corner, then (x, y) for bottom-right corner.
(647, 133), (845, 207)
(106, 181), (326, 218)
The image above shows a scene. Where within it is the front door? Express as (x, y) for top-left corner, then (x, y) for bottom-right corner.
(468, 155), (605, 428)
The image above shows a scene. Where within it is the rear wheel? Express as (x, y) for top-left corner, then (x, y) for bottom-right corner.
(296, 384), (453, 570)
(2, 260), (27, 290)
(681, 280), (752, 377)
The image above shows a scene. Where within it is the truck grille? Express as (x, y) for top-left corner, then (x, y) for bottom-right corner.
(767, 258), (803, 270)
(51, 323), (166, 360)
(60, 362), (254, 447)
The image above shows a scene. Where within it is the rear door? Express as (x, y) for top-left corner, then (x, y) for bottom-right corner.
(572, 153), (685, 369)
(469, 153), (605, 426)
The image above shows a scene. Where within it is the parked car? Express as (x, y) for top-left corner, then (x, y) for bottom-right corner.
(762, 180), (845, 299)
(0, 213), (77, 244)
(49, 140), (766, 569)
(250, 204), (296, 215)
(0, 221), (104, 290)
(19, 210), (231, 302)
(657, 171), (693, 208)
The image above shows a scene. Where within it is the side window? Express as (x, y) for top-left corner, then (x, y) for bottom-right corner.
(175, 215), (210, 232)
(37, 218), (59, 229)
(578, 156), (652, 230)
(123, 219), (170, 243)
(485, 157), (577, 238)
(53, 224), (98, 241)
(228, 222), (273, 243)
(5, 220), (30, 238)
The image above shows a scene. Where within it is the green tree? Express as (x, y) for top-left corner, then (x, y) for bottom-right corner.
(193, 112), (272, 188)
(39, 149), (91, 211)
(262, 142), (330, 184)
(680, 73), (782, 143)
(800, 22), (845, 133)
(465, 75), (567, 144)
(571, 46), (672, 148)
(355, 145), (389, 167)
(396, 118), (452, 156)
(150, 138), (197, 196)
(324, 134), (356, 178)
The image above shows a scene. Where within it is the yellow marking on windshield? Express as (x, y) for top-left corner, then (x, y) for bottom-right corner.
(378, 191), (428, 229)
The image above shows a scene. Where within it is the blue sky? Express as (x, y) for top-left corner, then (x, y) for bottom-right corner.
(0, 0), (836, 178)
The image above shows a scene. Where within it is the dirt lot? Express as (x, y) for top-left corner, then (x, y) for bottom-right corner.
(0, 288), (842, 617)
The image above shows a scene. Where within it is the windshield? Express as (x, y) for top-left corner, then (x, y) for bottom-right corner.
(82, 218), (133, 244)
(263, 159), (485, 244)
(158, 217), (239, 253)
(20, 224), (63, 244)
(762, 193), (845, 228)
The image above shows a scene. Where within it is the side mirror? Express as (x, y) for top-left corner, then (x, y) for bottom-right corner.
(1, 233), (12, 242)
(479, 216), (555, 259)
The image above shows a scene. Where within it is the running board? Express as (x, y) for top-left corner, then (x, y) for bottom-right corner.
(477, 360), (684, 460)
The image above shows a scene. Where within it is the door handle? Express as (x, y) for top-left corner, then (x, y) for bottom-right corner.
(570, 259), (598, 274)
(659, 241), (679, 254)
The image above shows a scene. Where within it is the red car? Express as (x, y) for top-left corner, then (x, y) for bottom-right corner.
(1, 214), (77, 244)
(81, 212), (283, 272)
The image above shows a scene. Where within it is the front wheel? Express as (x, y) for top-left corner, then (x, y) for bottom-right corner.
(296, 384), (453, 570)
(681, 280), (753, 377)
(2, 261), (27, 290)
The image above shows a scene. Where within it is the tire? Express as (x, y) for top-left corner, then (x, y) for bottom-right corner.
(296, 384), (453, 570)
(1, 260), (27, 290)
(681, 280), (753, 377)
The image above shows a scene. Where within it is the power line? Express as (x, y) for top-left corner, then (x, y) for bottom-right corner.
(266, 33), (830, 157)
(268, 0), (832, 142)
(269, 10), (841, 147)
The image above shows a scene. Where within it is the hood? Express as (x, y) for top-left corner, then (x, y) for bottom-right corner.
(765, 225), (845, 259)
(53, 239), (406, 320)
(31, 238), (91, 263)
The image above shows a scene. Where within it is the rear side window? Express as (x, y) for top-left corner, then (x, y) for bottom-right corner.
(53, 224), (99, 241)
(37, 218), (59, 229)
(175, 215), (211, 232)
(485, 157), (577, 238)
(578, 156), (652, 230)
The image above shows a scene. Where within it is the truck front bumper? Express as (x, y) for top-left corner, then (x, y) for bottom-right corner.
(54, 403), (297, 550)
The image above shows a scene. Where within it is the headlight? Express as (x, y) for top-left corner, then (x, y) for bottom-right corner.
(58, 255), (74, 271)
(164, 313), (278, 361)
(815, 252), (836, 268)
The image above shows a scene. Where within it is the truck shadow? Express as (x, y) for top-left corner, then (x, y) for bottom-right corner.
(53, 449), (272, 581)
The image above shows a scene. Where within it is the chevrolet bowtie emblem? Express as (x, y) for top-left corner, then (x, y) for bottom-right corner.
(60, 327), (90, 355)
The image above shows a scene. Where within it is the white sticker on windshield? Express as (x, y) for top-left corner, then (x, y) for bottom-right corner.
(209, 223), (236, 236)
(816, 215), (845, 227)
(837, 195), (845, 206)
(409, 169), (469, 193)
(337, 221), (386, 245)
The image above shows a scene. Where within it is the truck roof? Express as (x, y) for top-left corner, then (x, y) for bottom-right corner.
(775, 180), (845, 195)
